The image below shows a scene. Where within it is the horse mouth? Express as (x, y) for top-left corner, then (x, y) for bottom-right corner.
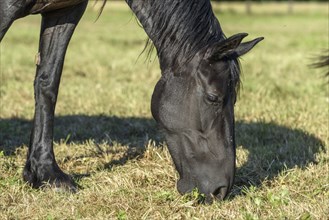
(204, 186), (229, 203)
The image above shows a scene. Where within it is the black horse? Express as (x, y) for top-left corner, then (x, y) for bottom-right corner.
(0, 0), (263, 202)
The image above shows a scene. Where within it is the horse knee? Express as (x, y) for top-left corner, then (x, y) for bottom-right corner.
(34, 72), (59, 104)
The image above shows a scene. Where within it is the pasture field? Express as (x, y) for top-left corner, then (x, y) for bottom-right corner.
(0, 2), (328, 219)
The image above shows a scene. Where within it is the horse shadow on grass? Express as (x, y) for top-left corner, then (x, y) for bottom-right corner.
(0, 115), (325, 196)
(0, 115), (163, 171)
(232, 121), (325, 198)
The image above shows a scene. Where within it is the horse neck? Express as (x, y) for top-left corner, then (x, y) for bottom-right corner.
(126, 0), (225, 72)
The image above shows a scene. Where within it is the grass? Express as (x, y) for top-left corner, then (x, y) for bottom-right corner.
(0, 2), (328, 219)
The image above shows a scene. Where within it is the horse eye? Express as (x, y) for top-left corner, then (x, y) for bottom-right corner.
(206, 93), (218, 103)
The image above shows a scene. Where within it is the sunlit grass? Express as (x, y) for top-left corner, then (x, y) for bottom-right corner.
(0, 2), (328, 219)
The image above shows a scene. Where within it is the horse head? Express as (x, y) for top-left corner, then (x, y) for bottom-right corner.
(151, 33), (263, 202)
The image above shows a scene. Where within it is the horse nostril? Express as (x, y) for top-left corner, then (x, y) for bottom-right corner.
(212, 186), (228, 200)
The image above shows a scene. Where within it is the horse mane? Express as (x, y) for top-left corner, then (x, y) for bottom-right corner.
(225, 58), (241, 98)
(143, 0), (243, 93)
(144, 0), (226, 69)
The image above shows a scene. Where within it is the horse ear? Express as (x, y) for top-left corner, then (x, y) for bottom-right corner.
(206, 33), (264, 61)
(234, 37), (264, 57)
(205, 33), (248, 61)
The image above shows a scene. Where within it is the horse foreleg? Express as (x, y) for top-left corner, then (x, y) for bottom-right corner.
(23, 1), (88, 191)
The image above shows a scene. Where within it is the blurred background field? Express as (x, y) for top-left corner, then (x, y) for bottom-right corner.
(0, 1), (328, 219)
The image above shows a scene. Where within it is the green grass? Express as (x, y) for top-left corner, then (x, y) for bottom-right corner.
(0, 2), (328, 219)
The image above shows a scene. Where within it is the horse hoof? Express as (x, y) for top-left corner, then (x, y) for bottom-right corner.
(23, 166), (78, 192)
(48, 175), (78, 193)
(49, 180), (78, 193)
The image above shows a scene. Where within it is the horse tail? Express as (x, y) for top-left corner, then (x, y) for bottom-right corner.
(311, 50), (329, 77)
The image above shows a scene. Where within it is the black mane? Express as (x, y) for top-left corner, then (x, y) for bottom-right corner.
(139, 0), (226, 71)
